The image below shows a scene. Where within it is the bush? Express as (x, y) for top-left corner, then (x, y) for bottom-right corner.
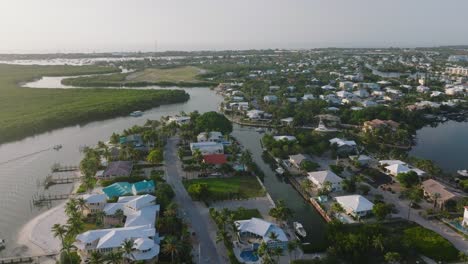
(403, 226), (459, 261)
(301, 160), (320, 171)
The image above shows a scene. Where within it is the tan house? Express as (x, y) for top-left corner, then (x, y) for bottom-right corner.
(363, 119), (399, 132)
(421, 179), (459, 209)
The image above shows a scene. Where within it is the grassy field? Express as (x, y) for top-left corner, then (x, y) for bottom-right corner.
(62, 66), (215, 87)
(0, 64), (189, 144)
(128, 66), (202, 83)
(184, 175), (265, 200)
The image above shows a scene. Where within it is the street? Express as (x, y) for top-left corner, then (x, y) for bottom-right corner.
(164, 137), (228, 264)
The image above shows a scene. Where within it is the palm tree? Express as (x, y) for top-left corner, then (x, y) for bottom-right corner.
(114, 209), (125, 224)
(95, 210), (106, 227)
(240, 150), (253, 169)
(372, 234), (385, 252)
(52, 224), (72, 263)
(60, 239), (77, 264)
(66, 214), (84, 236)
(162, 236), (181, 263)
(89, 251), (104, 264)
(121, 239), (135, 264)
(105, 251), (123, 264)
(76, 197), (88, 215)
(65, 198), (78, 217)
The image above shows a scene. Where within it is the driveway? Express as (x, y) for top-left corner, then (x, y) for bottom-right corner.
(164, 137), (228, 264)
(371, 187), (468, 252)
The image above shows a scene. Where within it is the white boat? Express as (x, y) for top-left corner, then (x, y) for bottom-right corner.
(0, 238), (5, 248)
(255, 127), (265, 133)
(293, 222), (307, 238)
(130, 110), (143, 117)
(457, 170), (468, 177)
(275, 167), (285, 175)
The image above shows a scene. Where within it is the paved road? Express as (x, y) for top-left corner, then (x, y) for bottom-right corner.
(372, 187), (468, 252)
(164, 137), (227, 264)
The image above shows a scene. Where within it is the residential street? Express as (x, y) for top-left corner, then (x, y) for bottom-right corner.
(164, 137), (228, 264)
(372, 187), (468, 252)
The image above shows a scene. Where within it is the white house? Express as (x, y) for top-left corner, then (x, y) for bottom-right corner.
(235, 218), (288, 249)
(246, 110), (264, 119)
(167, 116), (191, 125)
(385, 164), (411, 176)
(321, 85), (336, 91)
(416, 85), (430, 93)
(462, 206), (468, 227)
(329, 138), (357, 153)
(197, 131), (223, 143)
(307, 170), (343, 192)
(280, 117), (294, 126)
(190, 142), (224, 155)
(335, 195), (374, 217)
(379, 160), (406, 166)
(302, 94), (315, 100)
(289, 154), (310, 169)
(264, 95), (278, 103)
(349, 155), (372, 166)
(81, 194), (107, 216)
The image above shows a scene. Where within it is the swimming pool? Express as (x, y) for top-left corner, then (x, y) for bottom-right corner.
(240, 250), (259, 262)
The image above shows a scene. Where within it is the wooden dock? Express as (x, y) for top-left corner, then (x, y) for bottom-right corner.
(51, 164), (79, 172)
(0, 253), (57, 264)
(44, 174), (81, 188)
(32, 193), (73, 205)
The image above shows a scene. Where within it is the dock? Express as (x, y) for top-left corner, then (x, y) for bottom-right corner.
(32, 193), (74, 205)
(0, 253), (57, 264)
(51, 164), (79, 172)
(44, 174), (81, 188)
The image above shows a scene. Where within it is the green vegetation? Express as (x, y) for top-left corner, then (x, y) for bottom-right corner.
(183, 175), (264, 201)
(403, 226), (459, 261)
(62, 66), (216, 87)
(195, 111), (233, 134)
(396, 171), (419, 188)
(0, 64), (189, 144)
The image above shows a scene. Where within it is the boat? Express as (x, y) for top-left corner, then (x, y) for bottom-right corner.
(255, 127), (265, 133)
(457, 170), (468, 177)
(53, 144), (62, 151)
(275, 167), (285, 175)
(130, 110), (143, 117)
(293, 222), (307, 238)
(0, 238), (5, 248)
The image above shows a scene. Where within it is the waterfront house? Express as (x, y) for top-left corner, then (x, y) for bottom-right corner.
(246, 109), (264, 120)
(335, 195), (374, 218)
(190, 142), (224, 155)
(167, 116), (191, 125)
(363, 119), (399, 132)
(379, 160), (406, 167)
(307, 170), (343, 192)
(81, 194), (107, 216)
(273, 135), (297, 142)
(289, 154), (310, 169)
(101, 161), (133, 179)
(329, 138), (357, 154)
(103, 180), (155, 198)
(119, 134), (145, 150)
(235, 218), (288, 249)
(421, 179), (460, 209)
(385, 163), (411, 176)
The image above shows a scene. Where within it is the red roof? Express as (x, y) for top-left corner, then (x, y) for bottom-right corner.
(203, 154), (227, 165)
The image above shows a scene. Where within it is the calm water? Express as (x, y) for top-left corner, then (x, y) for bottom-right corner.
(410, 120), (468, 173)
(2, 75), (326, 257)
(232, 126), (326, 244)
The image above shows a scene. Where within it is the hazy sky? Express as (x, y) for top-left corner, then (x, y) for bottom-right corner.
(0, 0), (467, 53)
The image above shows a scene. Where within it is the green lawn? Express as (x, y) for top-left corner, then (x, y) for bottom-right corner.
(0, 64), (189, 144)
(230, 208), (263, 220)
(128, 66), (203, 83)
(184, 175), (265, 200)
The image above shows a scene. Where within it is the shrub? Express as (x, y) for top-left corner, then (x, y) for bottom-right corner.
(403, 226), (459, 261)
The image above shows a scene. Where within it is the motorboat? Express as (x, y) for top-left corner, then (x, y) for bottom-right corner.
(293, 222), (307, 238)
(53, 144), (62, 151)
(0, 238), (5, 248)
(275, 167), (285, 175)
(457, 170), (468, 177)
(130, 110), (143, 117)
(255, 127), (265, 133)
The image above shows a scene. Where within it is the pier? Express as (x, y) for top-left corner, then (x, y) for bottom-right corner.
(0, 253), (57, 264)
(32, 193), (74, 205)
(44, 174), (81, 188)
(51, 164), (79, 172)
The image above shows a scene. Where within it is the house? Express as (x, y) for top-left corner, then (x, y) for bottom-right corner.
(167, 116), (191, 125)
(120, 135), (145, 150)
(416, 85), (430, 93)
(246, 110), (265, 119)
(362, 100), (378, 108)
(302, 94), (315, 100)
(385, 164), (411, 176)
(329, 138), (357, 153)
(321, 85), (336, 91)
(362, 83), (380, 90)
(269, 85), (280, 92)
(336, 91), (354, 99)
(339, 81), (354, 90)
(335, 195), (374, 217)
(287, 86), (296, 92)
(263, 95), (278, 103)
(421, 179), (460, 209)
(75, 194), (160, 261)
(273, 135), (297, 141)
(103, 180), (155, 198)
(354, 89), (370, 98)
(286, 97), (298, 103)
(289, 154), (310, 169)
(100, 161), (133, 179)
(190, 142), (224, 155)
(349, 155), (372, 166)
(379, 160), (406, 167)
(203, 154), (227, 165)
(377, 80), (391, 87)
(363, 119), (400, 132)
(280, 117), (294, 126)
(197, 131), (223, 143)
(81, 194), (107, 216)
(308, 170), (343, 192)
(235, 218), (288, 249)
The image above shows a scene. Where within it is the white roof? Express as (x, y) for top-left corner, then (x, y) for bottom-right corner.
(307, 170), (343, 184)
(329, 138), (356, 147)
(125, 194), (156, 211)
(280, 117), (294, 123)
(349, 155), (372, 161)
(321, 85), (336, 90)
(335, 195), (374, 213)
(379, 159), (406, 166)
(273, 135), (297, 141)
(76, 225), (154, 246)
(235, 218), (288, 243)
(125, 205), (159, 228)
(385, 164), (410, 174)
(82, 193), (107, 204)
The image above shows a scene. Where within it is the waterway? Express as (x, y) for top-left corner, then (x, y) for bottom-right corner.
(410, 120), (468, 173)
(0, 75), (326, 256)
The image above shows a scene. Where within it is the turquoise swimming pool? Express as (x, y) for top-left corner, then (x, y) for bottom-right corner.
(240, 250), (259, 262)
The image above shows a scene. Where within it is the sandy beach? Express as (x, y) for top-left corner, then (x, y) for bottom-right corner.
(16, 201), (67, 256)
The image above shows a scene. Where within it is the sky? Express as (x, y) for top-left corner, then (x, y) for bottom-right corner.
(0, 0), (467, 53)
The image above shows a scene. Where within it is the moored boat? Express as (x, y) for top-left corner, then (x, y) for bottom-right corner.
(275, 167), (285, 175)
(130, 110), (143, 117)
(293, 222), (307, 238)
(0, 238), (5, 248)
(458, 170), (468, 177)
(53, 144), (62, 151)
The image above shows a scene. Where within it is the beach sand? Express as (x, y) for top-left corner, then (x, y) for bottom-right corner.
(16, 201), (67, 255)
